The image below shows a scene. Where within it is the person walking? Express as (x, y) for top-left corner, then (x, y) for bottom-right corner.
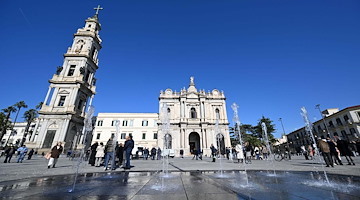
(88, 142), (98, 166)
(327, 137), (343, 165)
(262, 146), (268, 160)
(335, 135), (355, 165)
(254, 146), (260, 160)
(210, 144), (217, 162)
(104, 137), (114, 171)
(17, 145), (28, 163)
(123, 135), (134, 169)
(151, 147), (156, 160)
(180, 149), (184, 158)
(318, 137), (333, 167)
(95, 142), (105, 167)
(27, 149), (35, 160)
(47, 142), (63, 168)
(245, 142), (253, 164)
(4, 145), (16, 163)
(301, 145), (309, 160)
(116, 143), (124, 166)
(192, 149), (198, 160)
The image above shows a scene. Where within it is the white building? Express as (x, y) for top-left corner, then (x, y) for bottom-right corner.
(2, 121), (37, 147)
(92, 113), (159, 150)
(287, 105), (360, 153)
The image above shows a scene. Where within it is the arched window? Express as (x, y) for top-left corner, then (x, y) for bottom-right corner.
(190, 108), (197, 119)
(215, 108), (220, 120)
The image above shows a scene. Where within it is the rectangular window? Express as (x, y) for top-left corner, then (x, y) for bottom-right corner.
(97, 120), (103, 126)
(77, 99), (84, 110)
(350, 128), (356, 134)
(111, 120), (116, 126)
(341, 130), (346, 136)
(336, 118), (343, 125)
(67, 65), (76, 76)
(96, 133), (101, 139)
(129, 120), (133, 127)
(328, 121), (334, 127)
(58, 96), (66, 106)
(142, 133), (146, 140)
(153, 133), (158, 139)
(122, 120), (128, 126)
(142, 120), (148, 127)
(344, 115), (349, 121)
(121, 133), (126, 139)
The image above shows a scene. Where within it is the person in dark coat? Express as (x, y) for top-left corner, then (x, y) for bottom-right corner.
(116, 143), (124, 167)
(192, 149), (198, 160)
(157, 147), (162, 160)
(27, 149), (35, 160)
(3, 145), (16, 163)
(123, 136), (134, 169)
(327, 137), (343, 165)
(143, 148), (149, 160)
(335, 136), (355, 165)
(180, 149), (184, 158)
(88, 142), (98, 166)
(210, 144), (217, 162)
(151, 147), (156, 160)
(48, 142), (63, 168)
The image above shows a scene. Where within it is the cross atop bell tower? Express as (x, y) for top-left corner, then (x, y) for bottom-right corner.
(94, 5), (103, 15)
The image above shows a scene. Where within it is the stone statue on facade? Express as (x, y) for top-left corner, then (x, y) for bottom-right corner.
(56, 66), (63, 75)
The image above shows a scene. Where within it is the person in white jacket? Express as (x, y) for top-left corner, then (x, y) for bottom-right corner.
(95, 142), (105, 167)
(235, 143), (244, 163)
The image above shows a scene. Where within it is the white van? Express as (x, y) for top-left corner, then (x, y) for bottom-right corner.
(161, 149), (175, 158)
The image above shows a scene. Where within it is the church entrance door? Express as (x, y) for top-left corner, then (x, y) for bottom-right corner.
(189, 132), (200, 154)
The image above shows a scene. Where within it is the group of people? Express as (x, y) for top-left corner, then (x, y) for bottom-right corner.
(312, 135), (356, 167)
(86, 135), (134, 170)
(2, 144), (35, 163)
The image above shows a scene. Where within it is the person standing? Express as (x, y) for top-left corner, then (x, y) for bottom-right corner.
(4, 145), (16, 163)
(335, 135), (355, 165)
(116, 143), (124, 167)
(88, 142), (98, 166)
(308, 145), (314, 160)
(192, 149), (198, 160)
(210, 144), (217, 162)
(179, 149), (184, 158)
(318, 138), (333, 167)
(235, 143), (244, 163)
(123, 136), (134, 169)
(262, 146), (268, 160)
(48, 142), (63, 168)
(327, 137), (343, 165)
(157, 147), (162, 160)
(27, 149), (35, 160)
(104, 137), (114, 171)
(95, 142), (105, 167)
(151, 147), (157, 160)
(143, 147), (149, 160)
(17, 145), (28, 163)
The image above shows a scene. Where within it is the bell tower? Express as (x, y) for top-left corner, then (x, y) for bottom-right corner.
(30, 7), (103, 151)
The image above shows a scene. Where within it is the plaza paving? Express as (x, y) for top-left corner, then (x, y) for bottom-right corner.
(0, 155), (359, 199)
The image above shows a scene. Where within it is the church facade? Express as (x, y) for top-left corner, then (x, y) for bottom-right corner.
(158, 77), (231, 156)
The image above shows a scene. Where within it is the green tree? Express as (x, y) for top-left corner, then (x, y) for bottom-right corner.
(0, 106), (17, 141)
(20, 109), (38, 146)
(35, 102), (43, 110)
(252, 116), (277, 144)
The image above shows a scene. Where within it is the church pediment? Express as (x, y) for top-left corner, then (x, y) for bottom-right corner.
(187, 93), (198, 99)
(59, 90), (70, 94)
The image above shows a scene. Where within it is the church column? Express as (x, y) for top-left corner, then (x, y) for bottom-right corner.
(205, 129), (208, 148)
(30, 119), (41, 142)
(180, 129), (183, 148)
(43, 86), (52, 105)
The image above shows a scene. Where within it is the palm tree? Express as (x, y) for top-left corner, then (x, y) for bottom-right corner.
(0, 106), (17, 141)
(35, 102), (43, 110)
(20, 109), (38, 146)
(13, 101), (28, 125)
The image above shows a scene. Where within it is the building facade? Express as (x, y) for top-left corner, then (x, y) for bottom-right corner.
(287, 105), (360, 153)
(91, 113), (159, 151)
(2, 121), (37, 147)
(158, 77), (231, 156)
(27, 13), (102, 151)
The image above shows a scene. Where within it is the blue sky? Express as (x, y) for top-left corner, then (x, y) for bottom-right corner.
(1, 0), (359, 138)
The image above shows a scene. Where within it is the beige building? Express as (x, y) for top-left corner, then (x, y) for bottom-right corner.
(287, 105), (360, 153)
(2, 121), (37, 147)
(92, 113), (159, 151)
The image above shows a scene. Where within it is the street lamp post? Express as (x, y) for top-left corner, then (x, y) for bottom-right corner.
(279, 118), (291, 159)
(315, 104), (331, 138)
